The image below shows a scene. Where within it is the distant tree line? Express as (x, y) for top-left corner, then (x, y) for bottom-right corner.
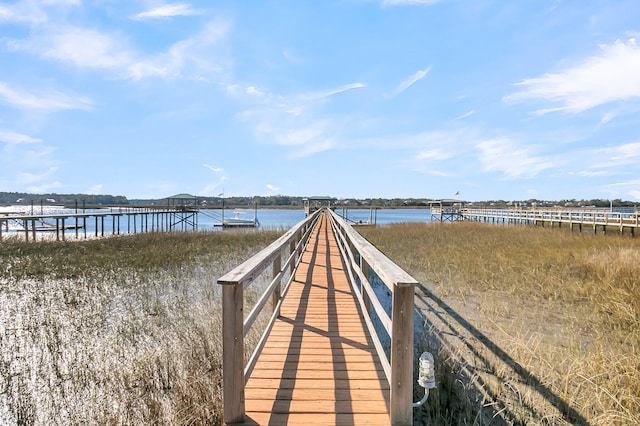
(2, 192), (638, 209)
(0, 192), (128, 207)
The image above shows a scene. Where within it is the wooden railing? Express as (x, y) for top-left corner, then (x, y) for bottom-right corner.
(328, 209), (419, 425)
(216, 209), (321, 424)
(461, 208), (640, 234)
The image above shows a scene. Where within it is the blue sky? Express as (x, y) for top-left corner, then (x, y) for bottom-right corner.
(1, 0), (640, 201)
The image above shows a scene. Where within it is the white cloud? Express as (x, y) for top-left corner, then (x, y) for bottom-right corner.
(572, 170), (610, 177)
(395, 67), (431, 94)
(203, 164), (224, 173)
(0, 131), (42, 144)
(315, 82), (366, 99)
(0, 82), (92, 112)
(5, 20), (230, 81)
(0, 2), (48, 24)
(202, 164), (227, 195)
(12, 27), (136, 70)
(0, 0), (80, 24)
(415, 148), (453, 161)
(607, 141), (640, 161)
(476, 138), (553, 179)
(600, 111), (617, 124)
(266, 184), (279, 192)
(601, 179), (640, 200)
(133, 3), (201, 20)
(453, 110), (475, 121)
(237, 82), (366, 158)
(505, 38), (640, 114)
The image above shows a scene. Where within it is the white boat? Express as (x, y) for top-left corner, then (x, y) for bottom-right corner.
(223, 210), (259, 227)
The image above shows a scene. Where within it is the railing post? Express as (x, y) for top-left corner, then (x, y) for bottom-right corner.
(272, 254), (282, 312)
(390, 283), (415, 426)
(289, 240), (296, 275)
(362, 260), (371, 315)
(222, 283), (245, 424)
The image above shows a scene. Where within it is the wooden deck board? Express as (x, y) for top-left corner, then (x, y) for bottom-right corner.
(242, 213), (390, 425)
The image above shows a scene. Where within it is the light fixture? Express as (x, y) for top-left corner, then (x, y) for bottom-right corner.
(413, 351), (436, 408)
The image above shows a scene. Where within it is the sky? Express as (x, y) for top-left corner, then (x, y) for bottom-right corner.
(1, 0), (640, 201)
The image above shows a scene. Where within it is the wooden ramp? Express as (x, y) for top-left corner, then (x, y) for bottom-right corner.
(243, 213), (390, 425)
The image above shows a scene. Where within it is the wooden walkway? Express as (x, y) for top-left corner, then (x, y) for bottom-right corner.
(242, 213), (390, 425)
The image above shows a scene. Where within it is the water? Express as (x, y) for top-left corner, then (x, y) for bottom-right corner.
(200, 208), (432, 229)
(2, 207), (432, 237)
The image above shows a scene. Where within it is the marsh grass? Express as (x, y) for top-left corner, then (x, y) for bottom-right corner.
(0, 229), (281, 425)
(360, 221), (640, 425)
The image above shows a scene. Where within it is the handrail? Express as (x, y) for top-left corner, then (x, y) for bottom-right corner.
(461, 207), (640, 233)
(217, 209), (321, 424)
(328, 208), (419, 426)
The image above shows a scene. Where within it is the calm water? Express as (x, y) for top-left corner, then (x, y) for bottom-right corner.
(199, 208), (432, 229)
(3, 207), (432, 236)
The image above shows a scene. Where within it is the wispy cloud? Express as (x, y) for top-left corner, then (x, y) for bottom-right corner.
(133, 3), (201, 20)
(236, 82), (366, 158)
(203, 164), (224, 173)
(0, 2), (48, 24)
(476, 138), (553, 179)
(0, 0), (80, 24)
(415, 148), (453, 161)
(395, 67), (431, 94)
(7, 27), (136, 71)
(5, 20), (230, 81)
(0, 82), (92, 112)
(505, 38), (640, 114)
(0, 130), (42, 145)
(453, 110), (476, 121)
(313, 83), (366, 99)
(202, 164), (227, 195)
(266, 184), (279, 192)
(601, 179), (640, 199)
(1, 153), (60, 193)
(593, 141), (640, 168)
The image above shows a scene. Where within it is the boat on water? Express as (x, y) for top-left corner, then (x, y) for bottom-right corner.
(222, 210), (259, 227)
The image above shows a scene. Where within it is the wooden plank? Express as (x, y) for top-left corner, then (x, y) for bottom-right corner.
(244, 387), (389, 402)
(248, 399), (389, 414)
(242, 412), (391, 426)
(253, 360), (383, 371)
(249, 368), (386, 380)
(245, 378), (389, 390)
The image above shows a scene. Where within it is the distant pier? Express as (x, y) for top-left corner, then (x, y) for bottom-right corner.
(460, 207), (639, 236)
(0, 206), (201, 242)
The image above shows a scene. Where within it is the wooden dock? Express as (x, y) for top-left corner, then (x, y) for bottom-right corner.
(218, 209), (418, 425)
(461, 207), (639, 235)
(243, 213), (390, 425)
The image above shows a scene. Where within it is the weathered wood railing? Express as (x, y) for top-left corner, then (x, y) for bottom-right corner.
(461, 207), (639, 234)
(328, 209), (419, 425)
(216, 209), (321, 424)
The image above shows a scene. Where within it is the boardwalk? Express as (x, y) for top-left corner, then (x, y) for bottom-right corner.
(242, 213), (390, 425)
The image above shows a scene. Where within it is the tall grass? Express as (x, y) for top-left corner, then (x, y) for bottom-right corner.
(3, 221), (639, 425)
(0, 230), (281, 425)
(360, 221), (640, 425)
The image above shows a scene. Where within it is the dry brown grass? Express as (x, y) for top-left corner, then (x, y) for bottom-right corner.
(0, 229), (281, 425)
(360, 221), (640, 425)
